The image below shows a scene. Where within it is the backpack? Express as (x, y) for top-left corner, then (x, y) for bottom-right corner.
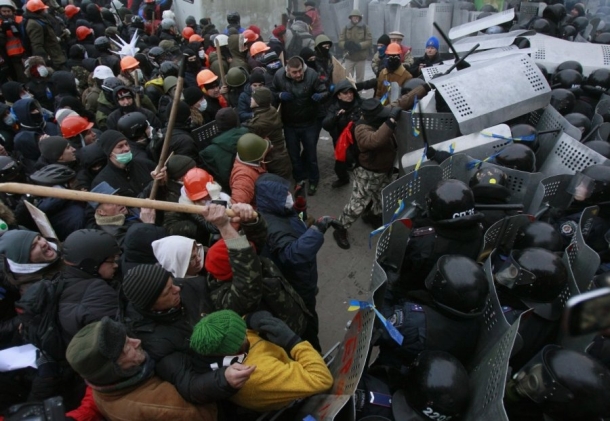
(286, 28), (313, 59)
(15, 274), (67, 361)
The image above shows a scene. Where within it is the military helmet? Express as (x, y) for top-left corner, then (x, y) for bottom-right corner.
(225, 67), (248, 88)
(237, 133), (270, 163)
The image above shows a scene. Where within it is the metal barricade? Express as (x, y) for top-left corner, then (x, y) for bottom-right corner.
(563, 206), (601, 293)
(381, 165), (443, 224)
(193, 120), (219, 151)
(537, 132), (608, 176)
(526, 174), (574, 217)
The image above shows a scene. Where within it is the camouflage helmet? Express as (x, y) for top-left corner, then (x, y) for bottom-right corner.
(237, 133), (270, 163)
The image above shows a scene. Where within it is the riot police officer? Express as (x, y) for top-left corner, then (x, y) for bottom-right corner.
(470, 166), (518, 230)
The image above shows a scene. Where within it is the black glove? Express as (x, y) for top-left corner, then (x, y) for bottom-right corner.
(36, 351), (59, 378)
(248, 311), (301, 352)
(313, 216), (339, 234)
(389, 107), (402, 121)
(1, 20), (12, 32)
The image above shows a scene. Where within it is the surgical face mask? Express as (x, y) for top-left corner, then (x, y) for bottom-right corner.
(198, 99), (208, 112)
(198, 50), (205, 59)
(114, 151), (133, 164)
(285, 193), (294, 209)
(37, 66), (49, 78)
(3, 114), (14, 126)
(21, 92), (33, 99)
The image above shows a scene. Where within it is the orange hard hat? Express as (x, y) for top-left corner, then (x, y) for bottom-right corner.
(386, 43), (402, 55)
(243, 29), (259, 43)
(249, 41), (270, 57)
(189, 34), (204, 43)
(184, 168), (214, 201)
(61, 116), (94, 138)
(64, 4), (80, 19)
(182, 27), (195, 40)
(26, 0), (48, 12)
(196, 69), (218, 87)
(120, 56), (139, 71)
(76, 26), (93, 41)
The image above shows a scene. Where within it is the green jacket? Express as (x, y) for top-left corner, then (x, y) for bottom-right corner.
(199, 127), (248, 191)
(24, 11), (66, 68)
(339, 21), (372, 62)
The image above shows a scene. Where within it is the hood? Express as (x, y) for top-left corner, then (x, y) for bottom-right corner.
(291, 20), (310, 34)
(228, 34), (245, 59)
(51, 71), (79, 96)
(122, 223), (167, 272)
(333, 79), (360, 99)
(2, 81), (24, 104)
(12, 98), (42, 128)
(284, 56), (308, 79)
(152, 235), (202, 279)
(255, 173), (292, 215)
(78, 143), (107, 170)
(347, 20), (365, 29)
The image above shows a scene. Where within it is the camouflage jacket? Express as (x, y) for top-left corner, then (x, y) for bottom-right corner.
(207, 219), (310, 336)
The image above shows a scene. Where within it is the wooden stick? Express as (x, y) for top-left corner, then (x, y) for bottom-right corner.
(0, 183), (253, 217)
(131, 69), (142, 108)
(148, 54), (187, 200)
(214, 37), (227, 86)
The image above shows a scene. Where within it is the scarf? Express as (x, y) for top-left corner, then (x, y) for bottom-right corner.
(89, 356), (155, 394)
(95, 213), (126, 226)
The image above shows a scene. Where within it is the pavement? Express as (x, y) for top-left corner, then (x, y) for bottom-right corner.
(305, 61), (380, 352)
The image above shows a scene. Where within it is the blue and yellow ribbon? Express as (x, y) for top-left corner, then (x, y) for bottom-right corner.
(368, 200), (406, 248)
(348, 299), (404, 345)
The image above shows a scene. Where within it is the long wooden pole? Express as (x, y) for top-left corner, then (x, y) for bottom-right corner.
(148, 54), (187, 200)
(0, 183), (252, 217)
(214, 37), (227, 86)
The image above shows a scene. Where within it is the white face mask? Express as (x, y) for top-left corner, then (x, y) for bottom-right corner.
(285, 193), (294, 209)
(198, 99), (208, 112)
(20, 92), (33, 99)
(3, 114), (14, 126)
(198, 50), (205, 59)
(37, 66), (49, 78)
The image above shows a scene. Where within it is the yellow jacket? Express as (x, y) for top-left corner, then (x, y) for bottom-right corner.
(230, 330), (334, 412)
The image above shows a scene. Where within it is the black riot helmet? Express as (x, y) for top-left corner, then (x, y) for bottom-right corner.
(556, 60), (583, 74)
(584, 140), (610, 158)
(564, 112), (592, 135)
(101, 77), (125, 104)
(568, 164), (610, 204)
(147, 46), (166, 66)
(0, 156), (23, 182)
(561, 25), (577, 40)
(227, 11), (240, 25)
(62, 229), (120, 276)
(583, 68), (610, 97)
(117, 112), (149, 140)
(424, 255), (490, 317)
(469, 166), (510, 202)
(402, 351), (470, 420)
(494, 247), (568, 303)
(542, 3), (567, 24)
(511, 345), (610, 421)
(593, 271), (610, 288)
(29, 164), (75, 186)
(550, 88), (576, 115)
(494, 143), (536, 172)
(531, 18), (552, 34)
(94, 36), (111, 52)
(594, 32), (610, 44)
(536, 63), (549, 81)
(573, 16), (589, 33)
(510, 123), (539, 149)
(159, 61), (179, 78)
(513, 221), (564, 252)
(551, 69), (583, 89)
(426, 179), (476, 221)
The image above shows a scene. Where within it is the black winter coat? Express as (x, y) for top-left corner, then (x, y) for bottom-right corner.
(92, 158), (156, 197)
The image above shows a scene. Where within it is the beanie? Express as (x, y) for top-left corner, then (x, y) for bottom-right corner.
(123, 264), (171, 311)
(166, 154), (196, 180)
(299, 46), (315, 62)
(248, 25), (261, 37)
(0, 229), (38, 263)
(66, 317), (127, 386)
(272, 24), (286, 38)
(159, 39), (175, 51)
(249, 71), (265, 85)
(377, 34), (391, 46)
(215, 108), (239, 132)
(205, 239), (233, 281)
(190, 310), (247, 356)
(39, 136), (69, 162)
(98, 130), (127, 157)
(426, 36), (440, 50)
(251, 87), (272, 108)
(183, 86), (205, 106)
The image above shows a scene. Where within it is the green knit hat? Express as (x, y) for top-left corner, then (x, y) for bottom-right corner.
(190, 310), (247, 355)
(66, 317), (127, 386)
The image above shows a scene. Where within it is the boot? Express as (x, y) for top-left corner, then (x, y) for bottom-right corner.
(333, 227), (350, 249)
(362, 212), (383, 229)
(331, 177), (350, 188)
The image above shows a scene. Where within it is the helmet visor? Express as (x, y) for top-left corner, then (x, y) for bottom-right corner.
(513, 345), (574, 404)
(495, 252), (537, 289)
(566, 173), (596, 201)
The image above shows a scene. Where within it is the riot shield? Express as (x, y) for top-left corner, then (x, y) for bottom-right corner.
(563, 206), (601, 293)
(528, 105), (582, 142)
(319, 0), (339, 44)
(452, 29), (535, 53)
(518, 2), (546, 24)
(193, 120), (219, 151)
(526, 174), (574, 218)
(452, 1), (475, 27)
(368, 0), (387, 48)
(537, 132), (608, 176)
(374, 219), (412, 299)
(397, 111), (459, 160)
(432, 54), (551, 134)
(449, 8), (515, 39)
(330, 0), (353, 44)
(381, 165), (443, 224)
(479, 215), (535, 262)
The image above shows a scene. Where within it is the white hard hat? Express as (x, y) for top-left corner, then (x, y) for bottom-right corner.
(214, 34), (229, 46)
(0, 0), (17, 9)
(93, 65), (115, 80)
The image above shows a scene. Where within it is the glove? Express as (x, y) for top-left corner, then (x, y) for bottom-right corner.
(1, 20), (12, 31)
(389, 107), (402, 121)
(279, 92), (294, 102)
(254, 315), (302, 352)
(311, 92), (325, 102)
(313, 216), (339, 233)
(36, 351), (59, 378)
